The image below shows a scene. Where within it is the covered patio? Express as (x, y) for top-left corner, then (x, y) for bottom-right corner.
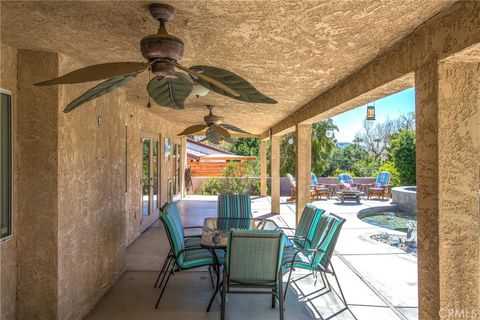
(87, 196), (417, 320)
(0, 1), (479, 320)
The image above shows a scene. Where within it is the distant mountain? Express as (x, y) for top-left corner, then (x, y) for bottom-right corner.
(336, 142), (352, 148)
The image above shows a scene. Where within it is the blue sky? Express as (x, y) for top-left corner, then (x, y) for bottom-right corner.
(329, 87), (416, 142)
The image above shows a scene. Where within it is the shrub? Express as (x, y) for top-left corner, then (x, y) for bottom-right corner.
(198, 161), (260, 195)
(199, 177), (223, 195)
(388, 130), (416, 186)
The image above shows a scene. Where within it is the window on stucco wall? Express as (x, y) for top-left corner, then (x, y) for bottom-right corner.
(0, 90), (12, 242)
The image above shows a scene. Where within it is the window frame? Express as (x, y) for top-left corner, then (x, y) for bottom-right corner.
(0, 88), (13, 244)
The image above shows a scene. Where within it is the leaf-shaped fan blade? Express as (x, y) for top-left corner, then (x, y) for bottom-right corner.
(35, 62), (148, 86)
(63, 75), (135, 113)
(220, 124), (250, 134)
(171, 62), (240, 97)
(223, 137), (235, 144)
(189, 66), (277, 104)
(205, 127), (221, 144)
(211, 124), (231, 139)
(178, 125), (207, 136)
(147, 72), (193, 109)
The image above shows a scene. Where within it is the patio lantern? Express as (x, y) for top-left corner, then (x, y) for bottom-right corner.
(366, 105), (376, 120)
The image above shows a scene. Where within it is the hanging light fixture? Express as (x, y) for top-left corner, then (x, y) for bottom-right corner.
(366, 104), (376, 121)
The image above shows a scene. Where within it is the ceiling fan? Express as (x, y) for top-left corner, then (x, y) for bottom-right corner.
(178, 105), (250, 144)
(34, 3), (277, 113)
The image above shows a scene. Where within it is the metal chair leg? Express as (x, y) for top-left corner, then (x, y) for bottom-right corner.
(278, 274), (285, 320)
(271, 289), (276, 308)
(220, 268), (228, 320)
(284, 265), (295, 300)
(156, 257), (174, 294)
(155, 267), (174, 309)
(154, 251), (172, 288)
(208, 266), (214, 289)
(330, 263), (347, 306)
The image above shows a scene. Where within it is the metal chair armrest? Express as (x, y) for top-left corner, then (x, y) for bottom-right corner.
(183, 226), (203, 230)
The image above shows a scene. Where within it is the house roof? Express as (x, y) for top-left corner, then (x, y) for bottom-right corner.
(187, 138), (234, 160)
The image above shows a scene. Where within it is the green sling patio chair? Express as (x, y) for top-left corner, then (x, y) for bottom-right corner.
(282, 213), (355, 320)
(154, 204), (223, 309)
(217, 193), (253, 230)
(221, 230), (285, 320)
(283, 204), (325, 250)
(217, 193), (253, 219)
(153, 201), (210, 289)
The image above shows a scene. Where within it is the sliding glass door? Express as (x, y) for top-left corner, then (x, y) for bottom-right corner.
(141, 133), (160, 229)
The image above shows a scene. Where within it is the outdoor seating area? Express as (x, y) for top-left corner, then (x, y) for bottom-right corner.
(86, 195), (420, 320)
(287, 172), (392, 204)
(153, 194), (353, 320)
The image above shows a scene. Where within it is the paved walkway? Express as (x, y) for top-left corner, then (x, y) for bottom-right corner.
(86, 195), (418, 320)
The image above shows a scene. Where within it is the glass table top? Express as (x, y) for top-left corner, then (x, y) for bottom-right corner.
(200, 217), (278, 248)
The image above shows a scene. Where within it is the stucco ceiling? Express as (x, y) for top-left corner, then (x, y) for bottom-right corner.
(1, 1), (453, 134)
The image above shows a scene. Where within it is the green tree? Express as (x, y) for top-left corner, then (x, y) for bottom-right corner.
(278, 120), (338, 176)
(388, 129), (416, 186)
(311, 121), (338, 175)
(228, 138), (260, 156)
(325, 143), (370, 176)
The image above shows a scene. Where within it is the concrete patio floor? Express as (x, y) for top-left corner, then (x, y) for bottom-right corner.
(86, 195), (418, 320)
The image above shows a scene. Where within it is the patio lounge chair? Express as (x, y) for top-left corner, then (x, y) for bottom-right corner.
(282, 213), (354, 320)
(311, 172), (330, 200)
(338, 173), (356, 190)
(286, 173), (316, 202)
(154, 204), (223, 309)
(283, 203), (325, 250)
(286, 173), (296, 202)
(367, 171), (391, 200)
(221, 230), (285, 320)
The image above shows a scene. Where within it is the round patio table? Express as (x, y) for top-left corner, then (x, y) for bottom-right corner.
(200, 217), (279, 312)
(337, 190), (364, 204)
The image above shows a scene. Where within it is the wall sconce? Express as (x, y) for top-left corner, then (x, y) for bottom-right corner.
(366, 105), (375, 121)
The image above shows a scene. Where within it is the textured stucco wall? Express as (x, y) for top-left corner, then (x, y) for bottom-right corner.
(437, 61), (479, 311)
(416, 59), (480, 319)
(0, 43), (17, 320)
(16, 49), (60, 319)
(57, 53), (128, 319)
(0, 45), (185, 319)
(56, 54), (183, 319)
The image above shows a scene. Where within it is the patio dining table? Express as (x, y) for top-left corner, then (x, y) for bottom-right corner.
(200, 217), (279, 311)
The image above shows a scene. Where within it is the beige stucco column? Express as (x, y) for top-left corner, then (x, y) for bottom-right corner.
(270, 136), (280, 213)
(415, 59), (480, 319)
(260, 139), (267, 196)
(295, 124), (312, 224)
(17, 50), (59, 319)
(179, 137), (187, 197)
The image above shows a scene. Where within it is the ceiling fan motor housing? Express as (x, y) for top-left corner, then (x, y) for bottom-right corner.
(140, 3), (184, 67)
(140, 34), (184, 62)
(204, 114), (219, 125)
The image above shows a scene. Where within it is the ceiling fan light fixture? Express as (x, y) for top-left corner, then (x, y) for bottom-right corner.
(191, 84), (210, 97)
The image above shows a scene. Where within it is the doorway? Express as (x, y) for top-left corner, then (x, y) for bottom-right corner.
(141, 133), (160, 230)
